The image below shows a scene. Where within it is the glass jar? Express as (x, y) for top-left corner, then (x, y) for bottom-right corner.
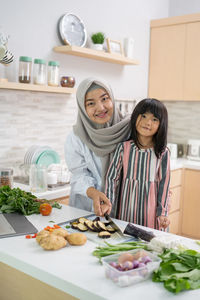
(0, 168), (13, 188)
(33, 58), (46, 85)
(18, 56), (32, 83)
(48, 61), (59, 86)
(29, 164), (47, 193)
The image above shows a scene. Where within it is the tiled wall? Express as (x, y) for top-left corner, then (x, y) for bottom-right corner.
(1, 91), (200, 169)
(164, 101), (200, 144)
(0, 90), (77, 168)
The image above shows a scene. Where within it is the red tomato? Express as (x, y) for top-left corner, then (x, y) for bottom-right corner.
(39, 203), (52, 216)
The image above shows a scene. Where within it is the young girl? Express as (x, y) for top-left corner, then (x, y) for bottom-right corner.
(105, 98), (170, 230)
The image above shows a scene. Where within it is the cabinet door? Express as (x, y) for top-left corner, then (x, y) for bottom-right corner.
(148, 24), (186, 100)
(184, 22), (200, 100)
(169, 211), (180, 235)
(181, 169), (200, 239)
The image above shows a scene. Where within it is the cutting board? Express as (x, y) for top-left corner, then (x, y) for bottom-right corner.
(58, 213), (135, 245)
(0, 213), (37, 238)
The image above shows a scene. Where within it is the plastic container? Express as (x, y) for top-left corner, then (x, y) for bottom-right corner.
(0, 168), (13, 188)
(29, 164), (47, 193)
(48, 61), (59, 86)
(33, 58), (46, 85)
(102, 249), (161, 287)
(18, 56), (32, 83)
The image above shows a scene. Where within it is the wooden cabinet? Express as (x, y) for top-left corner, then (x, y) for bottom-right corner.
(181, 169), (200, 239)
(168, 169), (182, 235)
(148, 13), (200, 101)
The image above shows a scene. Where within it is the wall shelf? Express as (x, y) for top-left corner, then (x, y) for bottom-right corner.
(0, 81), (76, 94)
(53, 45), (139, 65)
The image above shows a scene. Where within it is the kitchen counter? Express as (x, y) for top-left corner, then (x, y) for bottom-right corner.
(13, 182), (71, 201)
(170, 158), (200, 171)
(0, 205), (200, 300)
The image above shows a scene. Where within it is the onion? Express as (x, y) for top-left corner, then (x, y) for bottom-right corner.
(122, 260), (133, 270)
(141, 255), (152, 264)
(118, 252), (134, 264)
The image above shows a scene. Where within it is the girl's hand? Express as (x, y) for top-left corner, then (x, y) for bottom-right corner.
(87, 187), (112, 216)
(158, 215), (170, 229)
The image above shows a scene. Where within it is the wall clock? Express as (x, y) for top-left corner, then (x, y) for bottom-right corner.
(58, 13), (87, 47)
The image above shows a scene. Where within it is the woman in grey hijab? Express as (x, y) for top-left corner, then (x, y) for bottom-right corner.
(64, 77), (130, 216)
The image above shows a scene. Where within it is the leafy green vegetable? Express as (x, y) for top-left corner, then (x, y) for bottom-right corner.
(52, 202), (62, 209)
(92, 240), (148, 263)
(0, 185), (40, 215)
(65, 225), (70, 229)
(196, 240), (200, 246)
(152, 248), (200, 294)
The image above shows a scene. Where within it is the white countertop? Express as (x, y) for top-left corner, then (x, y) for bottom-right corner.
(170, 158), (200, 171)
(0, 205), (200, 300)
(13, 182), (71, 200)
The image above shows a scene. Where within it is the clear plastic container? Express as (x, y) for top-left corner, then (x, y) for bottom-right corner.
(33, 58), (46, 85)
(102, 249), (161, 287)
(29, 164), (47, 193)
(18, 56), (32, 83)
(0, 168), (13, 188)
(48, 61), (59, 86)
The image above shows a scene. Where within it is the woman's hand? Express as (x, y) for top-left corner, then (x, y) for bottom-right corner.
(158, 215), (170, 229)
(87, 187), (112, 216)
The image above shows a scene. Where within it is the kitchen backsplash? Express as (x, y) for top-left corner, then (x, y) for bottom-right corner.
(164, 101), (200, 144)
(0, 89), (77, 168)
(0, 91), (200, 169)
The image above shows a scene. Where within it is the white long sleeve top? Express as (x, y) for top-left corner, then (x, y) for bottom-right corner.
(64, 130), (102, 212)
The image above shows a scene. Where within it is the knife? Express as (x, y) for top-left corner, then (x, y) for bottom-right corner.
(104, 213), (124, 237)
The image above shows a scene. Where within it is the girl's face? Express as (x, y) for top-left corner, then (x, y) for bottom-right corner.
(85, 88), (114, 124)
(136, 112), (160, 139)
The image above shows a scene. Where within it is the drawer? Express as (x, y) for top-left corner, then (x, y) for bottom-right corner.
(170, 169), (182, 188)
(169, 186), (181, 213)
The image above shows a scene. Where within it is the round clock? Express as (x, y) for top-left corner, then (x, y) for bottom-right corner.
(58, 13), (87, 47)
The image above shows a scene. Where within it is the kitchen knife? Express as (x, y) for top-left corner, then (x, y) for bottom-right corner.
(104, 213), (124, 237)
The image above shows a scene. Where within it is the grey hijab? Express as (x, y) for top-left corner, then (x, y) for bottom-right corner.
(73, 77), (131, 190)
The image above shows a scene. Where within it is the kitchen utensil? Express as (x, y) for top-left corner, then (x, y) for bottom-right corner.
(104, 213), (124, 237)
(58, 13), (87, 47)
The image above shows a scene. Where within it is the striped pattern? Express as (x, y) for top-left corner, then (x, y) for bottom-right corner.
(105, 140), (170, 230)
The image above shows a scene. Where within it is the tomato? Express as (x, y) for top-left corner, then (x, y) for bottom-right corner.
(39, 203), (52, 216)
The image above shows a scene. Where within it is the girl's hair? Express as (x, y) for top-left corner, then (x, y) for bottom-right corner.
(129, 98), (168, 158)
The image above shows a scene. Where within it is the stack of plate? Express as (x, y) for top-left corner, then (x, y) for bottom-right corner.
(24, 145), (60, 167)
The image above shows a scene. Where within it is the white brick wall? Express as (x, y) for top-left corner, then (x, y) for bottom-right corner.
(1, 90), (200, 169)
(0, 89), (77, 168)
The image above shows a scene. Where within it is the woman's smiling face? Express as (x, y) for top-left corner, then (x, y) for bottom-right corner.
(85, 88), (114, 124)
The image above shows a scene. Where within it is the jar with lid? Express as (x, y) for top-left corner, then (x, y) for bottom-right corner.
(18, 56), (32, 83)
(33, 58), (46, 85)
(0, 168), (13, 188)
(48, 61), (59, 86)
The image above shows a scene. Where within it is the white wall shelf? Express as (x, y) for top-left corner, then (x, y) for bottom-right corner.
(0, 81), (76, 94)
(53, 45), (139, 65)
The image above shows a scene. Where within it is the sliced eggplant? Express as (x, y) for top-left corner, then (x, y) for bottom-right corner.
(93, 216), (100, 222)
(106, 226), (116, 233)
(98, 231), (111, 239)
(96, 221), (107, 231)
(84, 220), (95, 231)
(93, 221), (101, 232)
(78, 217), (88, 224)
(71, 222), (79, 229)
(76, 223), (88, 232)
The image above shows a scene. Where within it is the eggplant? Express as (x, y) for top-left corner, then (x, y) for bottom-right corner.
(98, 231), (111, 239)
(78, 217), (88, 224)
(106, 226), (115, 233)
(93, 216), (100, 222)
(76, 223), (88, 232)
(124, 223), (155, 242)
(96, 221), (107, 231)
(84, 220), (95, 231)
(71, 222), (79, 229)
(93, 221), (101, 232)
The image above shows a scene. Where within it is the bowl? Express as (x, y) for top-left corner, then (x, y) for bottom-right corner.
(102, 249), (161, 287)
(60, 76), (75, 88)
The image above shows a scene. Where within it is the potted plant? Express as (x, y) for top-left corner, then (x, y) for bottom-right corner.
(90, 32), (105, 51)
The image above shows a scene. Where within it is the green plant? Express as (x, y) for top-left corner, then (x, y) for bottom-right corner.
(91, 32), (105, 44)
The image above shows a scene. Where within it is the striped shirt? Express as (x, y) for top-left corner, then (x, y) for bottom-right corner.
(105, 140), (170, 230)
